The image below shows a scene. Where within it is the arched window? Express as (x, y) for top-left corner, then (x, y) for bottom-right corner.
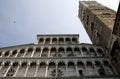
(39, 38), (44, 44)
(77, 61), (84, 68)
(52, 38), (57, 44)
(12, 50), (17, 57)
(13, 62), (19, 67)
(5, 61), (10, 67)
(41, 48), (49, 57)
(66, 47), (72, 53)
(37, 62), (46, 77)
(86, 61), (93, 68)
(28, 47), (33, 52)
(51, 47), (57, 53)
(45, 38), (50, 44)
(67, 61), (76, 76)
(82, 47), (89, 56)
(35, 47), (41, 52)
(66, 38), (71, 44)
(59, 38), (64, 44)
(58, 47), (65, 52)
(21, 62), (27, 67)
(4, 51), (10, 57)
(18, 49), (25, 57)
(58, 62), (66, 77)
(95, 61), (101, 67)
(89, 48), (96, 56)
(72, 38), (77, 43)
(48, 62), (56, 77)
(97, 48), (104, 56)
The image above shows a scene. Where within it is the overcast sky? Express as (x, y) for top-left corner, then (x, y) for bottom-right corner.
(0, 0), (119, 47)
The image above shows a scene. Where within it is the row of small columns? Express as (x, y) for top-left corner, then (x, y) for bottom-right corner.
(38, 37), (78, 44)
(0, 47), (104, 58)
(0, 61), (118, 77)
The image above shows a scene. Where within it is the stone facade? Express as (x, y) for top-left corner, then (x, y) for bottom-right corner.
(78, 1), (116, 49)
(0, 34), (119, 79)
(78, 0), (120, 77)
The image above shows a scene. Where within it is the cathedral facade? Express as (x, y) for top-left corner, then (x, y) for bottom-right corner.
(0, 1), (120, 79)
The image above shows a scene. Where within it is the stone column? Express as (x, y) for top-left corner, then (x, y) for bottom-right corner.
(13, 63), (21, 77)
(31, 48), (35, 57)
(56, 63), (58, 77)
(23, 49), (27, 57)
(34, 62), (39, 77)
(4, 62), (13, 77)
(80, 50), (83, 57)
(0, 62), (4, 70)
(48, 48), (51, 57)
(8, 51), (12, 57)
(50, 38), (52, 44)
(45, 63), (48, 77)
(15, 50), (20, 58)
(75, 63), (79, 76)
(65, 63), (68, 76)
(43, 39), (46, 44)
(24, 62), (30, 77)
(40, 48), (43, 57)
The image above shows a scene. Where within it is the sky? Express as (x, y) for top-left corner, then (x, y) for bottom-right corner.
(0, 0), (119, 47)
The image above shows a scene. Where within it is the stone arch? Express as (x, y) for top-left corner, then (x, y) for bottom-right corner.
(37, 62), (46, 77)
(66, 47), (72, 52)
(59, 38), (64, 44)
(103, 60), (109, 66)
(21, 62), (27, 67)
(48, 62), (56, 77)
(74, 47), (81, 56)
(67, 47), (74, 57)
(86, 61), (93, 68)
(58, 47), (65, 52)
(51, 47), (57, 52)
(72, 38), (77, 43)
(20, 49), (25, 53)
(45, 38), (50, 44)
(89, 48), (96, 56)
(97, 48), (104, 56)
(26, 47), (33, 57)
(12, 50), (17, 57)
(95, 61), (101, 67)
(65, 38), (71, 44)
(13, 62), (19, 67)
(110, 40), (120, 63)
(58, 61), (66, 69)
(67, 61), (76, 76)
(35, 47), (41, 52)
(82, 47), (89, 56)
(19, 48), (25, 57)
(49, 62), (56, 68)
(34, 47), (41, 57)
(40, 62), (46, 68)
(77, 61), (84, 68)
(27, 47), (33, 52)
(52, 38), (57, 44)
(26, 61), (37, 77)
(41, 47), (49, 57)
(39, 38), (44, 44)
(4, 51), (10, 57)
(58, 61), (66, 77)
(51, 47), (57, 57)
(30, 61), (36, 67)
(5, 61), (11, 67)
